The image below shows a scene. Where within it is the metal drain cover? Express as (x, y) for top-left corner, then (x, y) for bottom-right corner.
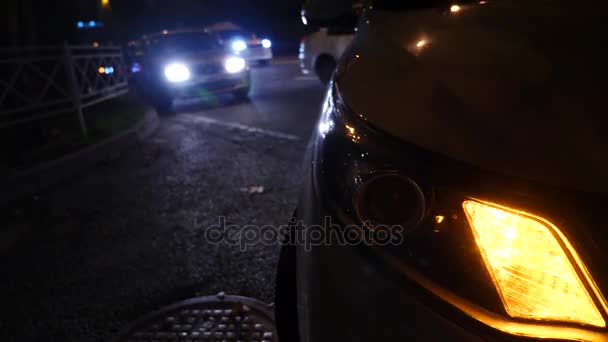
(113, 293), (278, 342)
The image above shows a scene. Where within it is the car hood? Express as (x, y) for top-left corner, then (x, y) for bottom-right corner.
(337, 0), (608, 193)
(151, 50), (228, 65)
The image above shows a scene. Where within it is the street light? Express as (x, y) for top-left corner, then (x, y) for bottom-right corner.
(101, 0), (110, 8)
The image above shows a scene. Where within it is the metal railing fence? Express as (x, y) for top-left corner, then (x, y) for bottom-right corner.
(0, 43), (129, 137)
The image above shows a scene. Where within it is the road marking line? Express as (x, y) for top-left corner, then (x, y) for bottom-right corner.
(270, 58), (299, 65)
(294, 75), (317, 81)
(180, 114), (300, 141)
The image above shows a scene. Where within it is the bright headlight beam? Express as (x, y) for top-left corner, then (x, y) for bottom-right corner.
(225, 57), (246, 74)
(262, 39), (272, 48)
(463, 200), (606, 328)
(231, 40), (247, 52)
(164, 63), (190, 83)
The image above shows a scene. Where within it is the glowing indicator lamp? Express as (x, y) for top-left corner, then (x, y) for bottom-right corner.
(463, 200), (607, 328)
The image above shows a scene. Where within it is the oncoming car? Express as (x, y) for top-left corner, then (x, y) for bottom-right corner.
(133, 30), (251, 111)
(210, 28), (273, 66)
(276, 1), (608, 341)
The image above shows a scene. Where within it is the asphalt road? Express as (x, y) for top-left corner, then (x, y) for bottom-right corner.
(0, 59), (326, 342)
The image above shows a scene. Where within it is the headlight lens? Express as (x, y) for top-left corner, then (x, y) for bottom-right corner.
(231, 40), (247, 52)
(164, 63), (190, 83)
(464, 200), (606, 327)
(262, 39), (272, 48)
(225, 57), (246, 74)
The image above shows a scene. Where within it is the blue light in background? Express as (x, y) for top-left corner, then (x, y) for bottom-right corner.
(100, 66), (115, 75)
(77, 20), (104, 29)
(131, 63), (142, 74)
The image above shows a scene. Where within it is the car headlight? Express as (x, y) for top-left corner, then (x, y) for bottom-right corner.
(164, 63), (190, 83)
(314, 83), (608, 340)
(262, 39), (272, 48)
(225, 57), (246, 74)
(231, 40), (247, 53)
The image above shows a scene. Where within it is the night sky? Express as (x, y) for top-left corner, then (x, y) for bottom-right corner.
(2, 0), (315, 47)
(1, 0), (362, 49)
(111, 0), (304, 39)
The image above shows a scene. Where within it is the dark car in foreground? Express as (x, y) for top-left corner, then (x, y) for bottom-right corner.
(132, 30), (251, 111)
(276, 0), (608, 341)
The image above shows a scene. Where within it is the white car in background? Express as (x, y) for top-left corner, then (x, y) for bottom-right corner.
(299, 11), (356, 84)
(207, 23), (273, 66)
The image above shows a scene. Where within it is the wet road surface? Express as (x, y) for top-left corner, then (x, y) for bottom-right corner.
(0, 59), (325, 342)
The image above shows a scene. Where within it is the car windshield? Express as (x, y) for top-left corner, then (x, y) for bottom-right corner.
(216, 30), (250, 40)
(148, 32), (220, 54)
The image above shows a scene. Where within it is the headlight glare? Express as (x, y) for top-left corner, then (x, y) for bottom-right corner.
(231, 40), (247, 52)
(463, 200), (606, 327)
(262, 39), (272, 48)
(225, 57), (246, 74)
(164, 63), (190, 83)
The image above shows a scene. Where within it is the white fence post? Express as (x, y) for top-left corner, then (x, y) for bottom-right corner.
(63, 42), (88, 139)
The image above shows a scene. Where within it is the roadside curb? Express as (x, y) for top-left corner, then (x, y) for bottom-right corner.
(0, 108), (159, 208)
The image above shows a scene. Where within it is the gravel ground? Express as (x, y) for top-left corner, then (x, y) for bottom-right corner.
(0, 109), (309, 341)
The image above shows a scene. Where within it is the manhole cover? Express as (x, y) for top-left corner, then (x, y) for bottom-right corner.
(113, 293), (278, 342)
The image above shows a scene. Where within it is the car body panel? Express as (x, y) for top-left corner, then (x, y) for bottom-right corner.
(336, 1), (608, 193)
(295, 217), (486, 342)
